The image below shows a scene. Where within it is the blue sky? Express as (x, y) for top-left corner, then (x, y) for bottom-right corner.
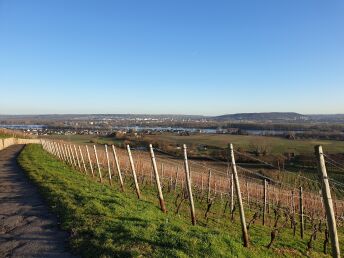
(0, 0), (343, 115)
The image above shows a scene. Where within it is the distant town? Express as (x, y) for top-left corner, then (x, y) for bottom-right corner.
(1, 113), (344, 141)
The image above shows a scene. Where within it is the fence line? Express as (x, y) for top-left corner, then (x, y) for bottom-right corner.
(39, 139), (342, 252)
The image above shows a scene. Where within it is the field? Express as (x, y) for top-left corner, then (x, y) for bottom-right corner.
(45, 133), (344, 155)
(18, 144), (344, 257)
(43, 134), (95, 144)
(142, 133), (344, 155)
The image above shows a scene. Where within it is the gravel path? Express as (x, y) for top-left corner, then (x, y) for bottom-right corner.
(0, 145), (76, 258)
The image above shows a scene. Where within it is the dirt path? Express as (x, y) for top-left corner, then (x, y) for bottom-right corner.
(0, 145), (76, 258)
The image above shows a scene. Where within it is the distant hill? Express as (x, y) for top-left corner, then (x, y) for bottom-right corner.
(214, 112), (308, 121)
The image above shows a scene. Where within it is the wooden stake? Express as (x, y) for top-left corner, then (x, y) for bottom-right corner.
(64, 144), (71, 165)
(60, 143), (66, 161)
(263, 179), (267, 225)
(183, 144), (196, 225)
(78, 146), (87, 174)
(50, 141), (56, 156)
(86, 145), (95, 177)
(105, 145), (112, 185)
(112, 145), (124, 191)
(291, 190), (295, 223)
(299, 186), (304, 239)
(66, 144), (73, 166)
(69, 145), (77, 167)
(54, 142), (61, 159)
(207, 169), (212, 202)
(93, 145), (103, 183)
(126, 145), (141, 199)
(201, 172), (204, 196)
(229, 143), (249, 247)
(315, 145), (340, 257)
(149, 144), (166, 212)
(73, 145), (81, 170)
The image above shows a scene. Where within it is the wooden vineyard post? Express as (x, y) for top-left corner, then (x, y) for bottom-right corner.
(69, 145), (77, 167)
(55, 142), (60, 158)
(86, 145), (95, 177)
(56, 142), (61, 160)
(229, 143), (249, 247)
(62, 144), (68, 164)
(207, 169), (212, 202)
(112, 145), (124, 191)
(53, 142), (58, 158)
(267, 182), (270, 214)
(51, 142), (57, 156)
(46, 141), (51, 153)
(93, 145), (103, 183)
(126, 145), (141, 199)
(46, 141), (51, 154)
(149, 144), (167, 213)
(54, 142), (61, 159)
(50, 141), (55, 156)
(291, 190), (295, 226)
(60, 143), (66, 161)
(78, 146), (87, 174)
(201, 172), (204, 197)
(59, 143), (64, 160)
(49, 141), (53, 154)
(263, 179), (267, 225)
(73, 145), (81, 170)
(62, 143), (68, 162)
(105, 145), (112, 185)
(57, 142), (62, 159)
(49, 141), (54, 155)
(299, 186), (304, 239)
(59, 143), (65, 161)
(65, 144), (72, 165)
(67, 145), (73, 166)
(315, 145), (340, 257)
(183, 144), (196, 225)
(50, 141), (54, 155)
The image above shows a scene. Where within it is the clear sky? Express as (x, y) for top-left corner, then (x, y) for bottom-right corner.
(0, 0), (343, 115)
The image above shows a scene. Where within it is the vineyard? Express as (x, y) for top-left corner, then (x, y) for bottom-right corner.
(40, 139), (344, 256)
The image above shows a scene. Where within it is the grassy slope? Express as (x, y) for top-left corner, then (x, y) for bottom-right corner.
(18, 144), (335, 257)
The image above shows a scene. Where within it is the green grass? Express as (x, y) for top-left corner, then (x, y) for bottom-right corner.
(18, 144), (339, 257)
(0, 133), (11, 139)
